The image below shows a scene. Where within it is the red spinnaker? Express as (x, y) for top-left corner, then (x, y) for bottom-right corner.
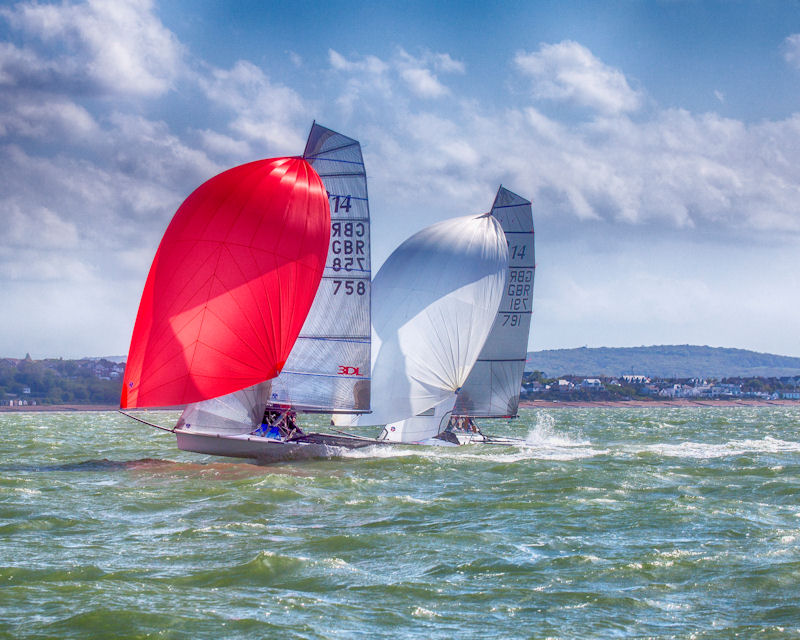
(121, 157), (330, 408)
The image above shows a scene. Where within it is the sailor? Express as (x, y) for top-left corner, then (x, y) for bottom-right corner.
(255, 409), (281, 438)
(285, 410), (304, 439)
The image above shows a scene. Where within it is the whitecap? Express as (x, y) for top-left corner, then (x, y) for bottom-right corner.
(633, 435), (800, 459)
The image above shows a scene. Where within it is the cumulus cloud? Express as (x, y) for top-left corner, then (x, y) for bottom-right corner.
(515, 40), (642, 115)
(0, 0), (182, 97)
(4, 202), (80, 250)
(433, 52), (465, 74)
(199, 60), (309, 154)
(329, 47), (464, 101)
(0, 95), (98, 140)
(784, 33), (800, 70)
(400, 67), (448, 98)
(329, 49), (388, 75)
(396, 48), (464, 98)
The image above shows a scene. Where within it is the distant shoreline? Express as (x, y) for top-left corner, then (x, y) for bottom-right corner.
(520, 398), (800, 409)
(1, 399), (799, 413)
(0, 404), (120, 412)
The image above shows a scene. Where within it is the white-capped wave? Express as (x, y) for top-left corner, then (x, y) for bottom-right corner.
(336, 414), (604, 463)
(634, 436), (800, 459)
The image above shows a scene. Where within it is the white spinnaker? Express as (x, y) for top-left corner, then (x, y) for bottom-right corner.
(454, 187), (535, 418)
(175, 124), (371, 435)
(346, 213), (508, 435)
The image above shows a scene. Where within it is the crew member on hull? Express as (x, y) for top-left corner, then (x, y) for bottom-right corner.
(255, 407), (304, 440)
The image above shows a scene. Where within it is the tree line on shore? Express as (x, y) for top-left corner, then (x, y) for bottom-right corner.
(1, 356), (124, 406)
(3, 355), (799, 406)
(523, 371), (800, 401)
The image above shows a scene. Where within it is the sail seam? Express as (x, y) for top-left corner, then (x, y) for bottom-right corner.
(493, 202), (531, 209)
(305, 141), (359, 155)
(311, 158), (364, 166)
(317, 172), (366, 178)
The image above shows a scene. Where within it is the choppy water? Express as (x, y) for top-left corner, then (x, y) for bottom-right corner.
(2, 407), (800, 639)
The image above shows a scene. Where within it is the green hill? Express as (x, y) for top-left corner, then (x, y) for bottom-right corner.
(526, 345), (800, 379)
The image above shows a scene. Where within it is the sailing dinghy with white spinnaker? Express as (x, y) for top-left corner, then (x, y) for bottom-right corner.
(336, 210), (511, 445)
(121, 123), (387, 462)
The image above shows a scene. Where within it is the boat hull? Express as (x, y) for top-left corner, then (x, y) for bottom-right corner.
(175, 429), (388, 463)
(174, 428), (525, 463)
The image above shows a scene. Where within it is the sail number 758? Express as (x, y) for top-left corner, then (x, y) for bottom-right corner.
(333, 280), (366, 295)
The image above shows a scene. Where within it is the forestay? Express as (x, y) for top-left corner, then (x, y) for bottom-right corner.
(454, 187), (535, 418)
(347, 213), (508, 440)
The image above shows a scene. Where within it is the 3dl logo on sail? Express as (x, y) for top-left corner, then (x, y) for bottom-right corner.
(337, 366), (362, 376)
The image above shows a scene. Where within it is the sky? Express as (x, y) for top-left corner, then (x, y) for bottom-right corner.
(1, 0), (800, 359)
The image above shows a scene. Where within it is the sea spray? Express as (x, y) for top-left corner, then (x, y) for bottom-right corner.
(525, 410), (589, 447)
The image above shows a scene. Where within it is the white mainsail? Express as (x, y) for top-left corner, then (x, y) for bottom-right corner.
(268, 124), (371, 412)
(177, 124), (371, 435)
(345, 212), (509, 442)
(453, 187), (535, 418)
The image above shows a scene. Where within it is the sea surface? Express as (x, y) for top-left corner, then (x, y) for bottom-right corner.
(2, 407), (800, 639)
